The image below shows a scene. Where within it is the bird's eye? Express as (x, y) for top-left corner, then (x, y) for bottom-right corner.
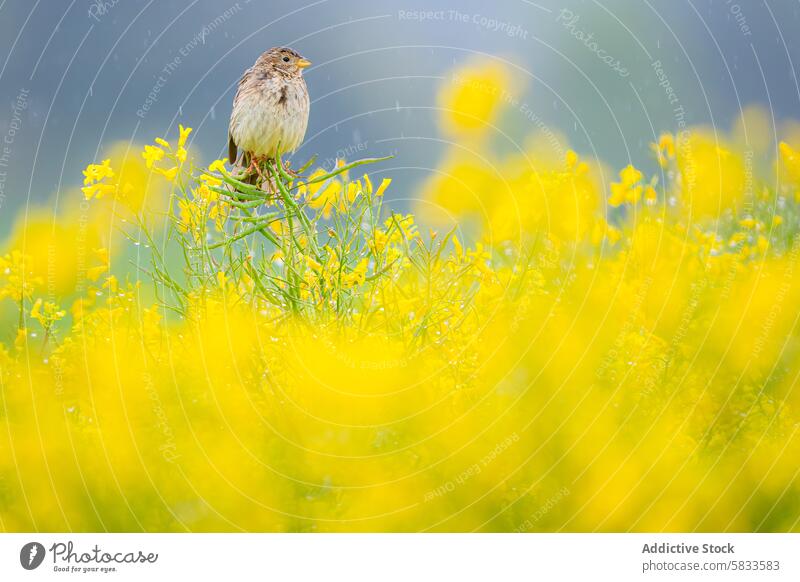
(282, 56), (290, 63)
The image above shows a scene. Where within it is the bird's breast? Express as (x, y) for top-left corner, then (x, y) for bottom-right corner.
(231, 78), (309, 158)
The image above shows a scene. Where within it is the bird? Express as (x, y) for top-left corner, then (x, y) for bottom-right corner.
(228, 47), (311, 182)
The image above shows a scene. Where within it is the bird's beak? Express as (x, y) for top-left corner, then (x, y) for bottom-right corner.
(296, 58), (312, 69)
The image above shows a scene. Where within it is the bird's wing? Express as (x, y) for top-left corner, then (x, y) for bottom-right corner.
(228, 68), (253, 165)
(228, 133), (237, 165)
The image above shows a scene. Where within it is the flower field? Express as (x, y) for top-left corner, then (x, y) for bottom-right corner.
(1, 61), (800, 532)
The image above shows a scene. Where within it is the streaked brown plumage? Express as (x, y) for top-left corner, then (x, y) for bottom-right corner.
(228, 47), (311, 173)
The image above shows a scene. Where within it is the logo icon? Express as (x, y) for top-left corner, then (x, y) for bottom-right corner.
(20, 542), (45, 570)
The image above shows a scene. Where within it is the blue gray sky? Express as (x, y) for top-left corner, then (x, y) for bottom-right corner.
(1, 0), (798, 224)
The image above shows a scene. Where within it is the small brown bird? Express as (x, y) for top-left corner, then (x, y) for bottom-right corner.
(228, 47), (311, 178)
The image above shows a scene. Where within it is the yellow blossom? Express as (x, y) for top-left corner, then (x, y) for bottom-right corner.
(156, 166), (179, 182)
(309, 180), (342, 219)
(438, 58), (514, 137)
(609, 165), (644, 207)
(620, 164), (643, 187)
(779, 141), (800, 185)
(651, 133), (675, 168)
(142, 145), (165, 168)
(342, 258), (368, 288)
(374, 178), (391, 197)
(82, 159), (114, 185)
(29, 298), (66, 328)
(81, 182), (117, 200)
(368, 229), (389, 254)
(644, 185), (658, 205)
(676, 132), (746, 216)
(178, 124), (192, 148)
(209, 158), (228, 175)
(87, 248), (110, 281)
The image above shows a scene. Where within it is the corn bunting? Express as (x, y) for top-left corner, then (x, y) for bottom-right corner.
(228, 47), (311, 179)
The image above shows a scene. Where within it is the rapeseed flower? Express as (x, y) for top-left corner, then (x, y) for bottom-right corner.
(439, 58), (514, 138)
(2, 81), (800, 535)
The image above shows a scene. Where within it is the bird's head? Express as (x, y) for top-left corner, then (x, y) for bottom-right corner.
(260, 47), (311, 76)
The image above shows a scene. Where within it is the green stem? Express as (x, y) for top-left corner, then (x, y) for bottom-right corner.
(290, 156), (393, 192)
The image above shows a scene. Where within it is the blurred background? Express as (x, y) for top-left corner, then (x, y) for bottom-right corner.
(0, 0), (798, 229)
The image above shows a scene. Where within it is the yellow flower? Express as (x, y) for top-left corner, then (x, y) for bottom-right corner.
(29, 298), (42, 321)
(81, 159), (118, 200)
(779, 141), (800, 185)
(651, 133), (675, 168)
(97, 141), (172, 217)
(4, 204), (107, 296)
(270, 220), (286, 236)
(13, 326), (27, 351)
(676, 132), (746, 216)
(619, 164), (643, 187)
(309, 180), (342, 219)
(565, 149), (579, 170)
(466, 242), (492, 274)
(178, 124), (192, 148)
(142, 145), (165, 168)
(82, 159), (114, 185)
(368, 229), (389, 254)
(644, 185), (658, 205)
(342, 258), (368, 288)
(386, 214), (419, 241)
(209, 158), (228, 175)
(30, 298), (66, 328)
(336, 180), (362, 212)
(102, 274), (119, 294)
(156, 166), (179, 182)
(304, 169), (329, 196)
(305, 255), (323, 273)
(177, 199), (202, 233)
(375, 178), (391, 197)
(609, 165), (644, 207)
(591, 218), (621, 246)
(452, 235), (464, 260)
(438, 58), (513, 137)
(199, 173), (222, 188)
(87, 248), (110, 281)
(729, 232), (747, 246)
(0, 251), (41, 301)
(81, 182), (116, 200)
